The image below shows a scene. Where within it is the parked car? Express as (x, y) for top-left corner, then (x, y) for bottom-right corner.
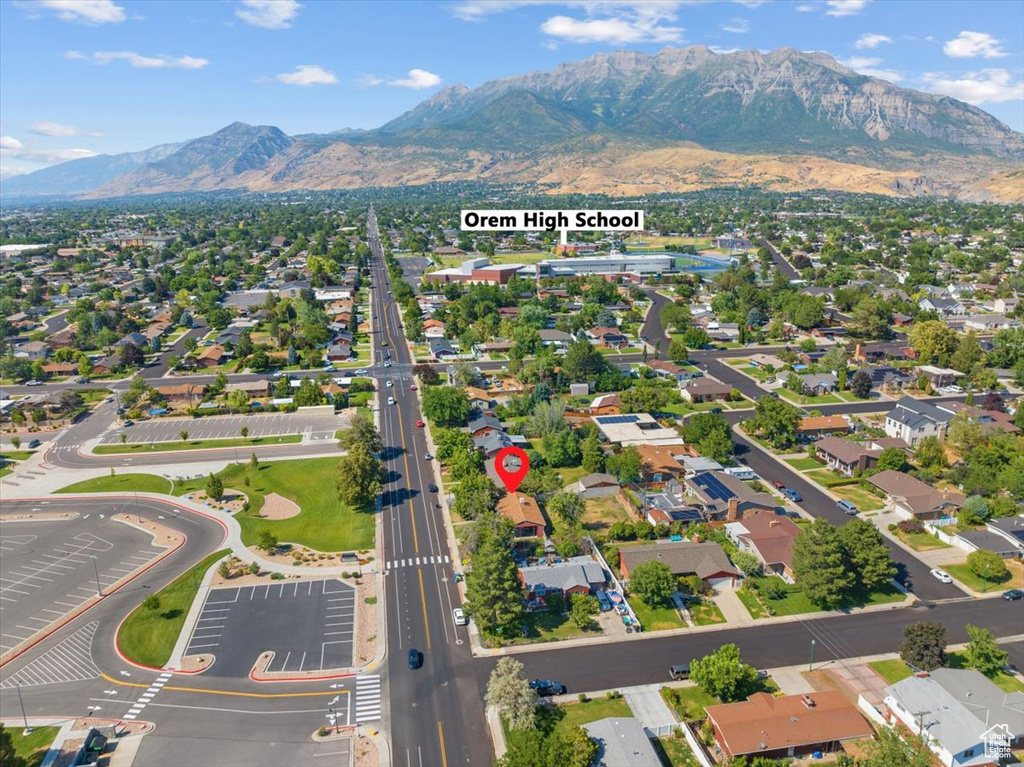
(770, 480), (785, 489)
(27, 439), (40, 449)
(122, 420), (134, 427)
(781, 488), (803, 503)
(709, 407), (723, 414)
(1002, 589), (1024, 601)
(382, 340), (389, 346)
(930, 568), (953, 584)
(529, 679), (566, 696)
(410, 384), (418, 391)
(25, 379), (42, 386)
(408, 649), (422, 669)
(424, 452), (433, 461)
(669, 664), (691, 680)
(427, 483), (438, 493)
(836, 499), (858, 515)
(416, 420), (424, 427)
(452, 608), (467, 626)
(596, 590), (612, 612)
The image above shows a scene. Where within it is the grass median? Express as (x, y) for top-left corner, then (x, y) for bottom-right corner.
(117, 548), (230, 668)
(7, 725), (60, 767)
(93, 434), (301, 454)
(56, 473), (173, 495)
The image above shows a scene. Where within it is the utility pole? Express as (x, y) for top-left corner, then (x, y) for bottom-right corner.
(16, 683), (31, 734)
(92, 556), (102, 597)
(808, 638), (817, 672)
(134, 489), (142, 524)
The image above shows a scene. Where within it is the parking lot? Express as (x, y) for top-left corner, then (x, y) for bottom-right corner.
(0, 517), (162, 655)
(183, 579), (356, 678)
(101, 410), (349, 445)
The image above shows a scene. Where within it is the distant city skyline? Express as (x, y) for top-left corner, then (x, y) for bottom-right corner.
(1, 0), (1021, 178)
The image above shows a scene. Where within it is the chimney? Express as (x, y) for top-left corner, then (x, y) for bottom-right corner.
(727, 498), (739, 522)
(854, 343), (862, 360)
(769, 520), (780, 528)
(801, 695), (816, 709)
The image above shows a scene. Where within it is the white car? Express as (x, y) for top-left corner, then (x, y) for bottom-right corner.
(930, 568), (953, 584)
(387, 397), (396, 406)
(355, 369), (367, 375)
(453, 607), (467, 626)
(385, 380), (393, 388)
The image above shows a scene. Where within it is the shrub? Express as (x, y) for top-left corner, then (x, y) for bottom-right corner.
(577, 693), (589, 703)
(897, 520), (925, 534)
(270, 572), (285, 580)
(605, 690), (622, 699)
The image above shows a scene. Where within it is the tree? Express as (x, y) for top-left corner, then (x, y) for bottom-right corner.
(836, 518), (896, 590)
(908, 320), (958, 363)
(849, 297), (892, 339)
(528, 400), (568, 438)
(542, 429), (581, 468)
(143, 594), (161, 611)
(294, 378), (326, 407)
(562, 339), (608, 382)
(900, 621), (946, 671)
(336, 443), (384, 508)
(619, 381), (670, 414)
(451, 472), (498, 520)
(0, 723), (27, 767)
(682, 328), (710, 348)
(951, 331), (986, 373)
(849, 369), (873, 399)
(915, 436), (947, 470)
(256, 529), (278, 553)
(966, 549), (1008, 583)
(228, 389), (250, 412)
(569, 593), (598, 630)
(250, 452), (259, 470)
(731, 550), (763, 577)
(485, 657), (538, 731)
(668, 338), (689, 363)
(547, 492), (584, 526)
(465, 523), (524, 638)
(876, 446), (909, 472)
(338, 411), (382, 454)
(411, 363), (438, 384)
(580, 433), (605, 473)
(248, 561), (260, 575)
(958, 495), (990, 527)
(606, 445), (642, 483)
(690, 643), (759, 702)
(629, 559), (676, 607)
(792, 519), (854, 608)
(698, 428), (734, 464)
(545, 727), (598, 767)
(748, 396), (801, 448)
(205, 473), (224, 501)
(860, 725), (934, 767)
(421, 386), (470, 426)
(179, 429), (189, 442)
(240, 426), (249, 439)
(10, 436), (20, 450)
(963, 624), (1009, 676)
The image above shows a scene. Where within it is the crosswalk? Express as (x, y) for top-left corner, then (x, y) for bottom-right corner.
(122, 671), (173, 720)
(1, 622), (102, 689)
(355, 675), (381, 723)
(384, 555), (450, 572)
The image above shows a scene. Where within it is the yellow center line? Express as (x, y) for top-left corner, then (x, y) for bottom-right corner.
(100, 673), (347, 698)
(418, 568), (433, 651)
(437, 721), (448, 767)
(395, 405), (421, 555)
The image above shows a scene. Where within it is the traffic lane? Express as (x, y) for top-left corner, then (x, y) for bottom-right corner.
(731, 433), (956, 602)
(510, 597), (1024, 694)
(697, 357), (765, 400)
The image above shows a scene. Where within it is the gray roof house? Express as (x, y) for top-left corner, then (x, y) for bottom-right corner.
(583, 718), (661, 767)
(986, 516), (1024, 556)
(428, 338), (457, 359)
(567, 473), (620, 499)
(884, 396), (956, 445)
(884, 668), (1024, 767)
(518, 556), (607, 597)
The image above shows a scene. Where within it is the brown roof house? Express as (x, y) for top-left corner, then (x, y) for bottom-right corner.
(680, 377), (733, 403)
(813, 436), (882, 478)
(195, 344), (228, 368)
(867, 470), (965, 521)
(725, 510), (801, 582)
(619, 541), (740, 588)
(635, 444), (688, 482)
(497, 493), (547, 538)
(798, 415), (852, 440)
(706, 691), (873, 760)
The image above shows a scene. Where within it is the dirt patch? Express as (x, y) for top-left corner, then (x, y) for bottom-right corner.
(112, 514), (182, 549)
(354, 731), (380, 767)
(260, 492), (300, 520)
(178, 653), (214, 672)
(247, 544), (370, 567)
(0, 511), (79, 522)
(185, 490), (247, 514)
(209, 556), (339, 587)
(356, 575), (378, 667)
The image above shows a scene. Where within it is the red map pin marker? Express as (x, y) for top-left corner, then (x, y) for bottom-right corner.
(494, 446), (530, 493)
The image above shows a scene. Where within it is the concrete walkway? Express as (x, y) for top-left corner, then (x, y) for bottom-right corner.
(623, 684), (677, 729)
(712, 586), (755, 628)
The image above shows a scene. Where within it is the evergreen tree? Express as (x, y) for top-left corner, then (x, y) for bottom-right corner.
(792, 519), (853, 608)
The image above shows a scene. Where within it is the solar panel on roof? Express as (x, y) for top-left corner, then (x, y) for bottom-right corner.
(596, 414), (640, 424)
(694, 473), (735, 502)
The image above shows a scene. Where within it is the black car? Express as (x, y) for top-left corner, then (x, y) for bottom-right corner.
(529, 679), (566, 696)
(427, 483), (438, 493)
(408, 648), (422, 669)
(1003, 589), (1024, 601)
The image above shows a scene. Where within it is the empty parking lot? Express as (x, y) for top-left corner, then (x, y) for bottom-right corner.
(0, 516), (162, 655)
(183, 579), (355, 678)
(101, 411), (350, 446)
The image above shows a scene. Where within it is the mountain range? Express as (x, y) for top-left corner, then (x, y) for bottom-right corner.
(4, 46), (1023, 202)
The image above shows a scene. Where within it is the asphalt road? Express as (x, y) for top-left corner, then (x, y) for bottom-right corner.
(757, 237), (799, 280)
(369, 208), (491, 767)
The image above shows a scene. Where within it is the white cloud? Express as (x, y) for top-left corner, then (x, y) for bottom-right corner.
(67, 51), (209, 69)
(708, 45), (740, 55)
(943, 31), (1008, 59)
(922, 69), (1024, 105)
(839, 57), (902, 82)
(0, 136), (25, 151)
(389, 69), (442, 90)
(721, 17), (749, 34)
(825, 0), (869, 16)
(795, 4), (815, 11)
(854, 33), (890, 49)
(276, 64), (338, 86)
(356, 73), (385, 87)
(0, 136), (99, 164)
(235, 0), (302, 29)
(28, 0), (125, 24)
(29, 121), (82, 137)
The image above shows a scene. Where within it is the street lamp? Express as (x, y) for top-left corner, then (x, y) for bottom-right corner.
(16, 683), (31, 734)
(808, 638), (817, 672)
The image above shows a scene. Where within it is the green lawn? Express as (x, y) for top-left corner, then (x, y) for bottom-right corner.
(118, 549), (229, 668)
(661, 685), (720, 721)
(869, 659), (914, 684)
(512, 610), (592, 644)
(554, 697), (632, 735)
(803, 469), (857, 488)
(0, 450), (36, 461)
(7, 725), (60, 767)
(945, 561), (1022, 592)
(785, 457), (822, 471)
(736, 587), (770, 619)
(224, 459), (375, 552)
(832, 485), (886, 511)
(630, 597), (686, 630)
(57, 473), (173, 495)
(94, 434), (301, 453)
(690, 599), (726, 626)
(745, 577), (904, 616)
(894, 528), (951, 551)
(776, 388), (843, 405)
(655, 735), (701, 767)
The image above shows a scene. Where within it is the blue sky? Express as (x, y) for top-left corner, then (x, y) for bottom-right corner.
(1, 0), (1022, 178)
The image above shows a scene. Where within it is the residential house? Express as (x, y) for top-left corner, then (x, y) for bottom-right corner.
(680, 377), (733, 403)
(986, 516), (1024, 558)
(428, 338), (458, 360)
(884, 396), (956, 445)
(589, 394), (622, 415)
(725, 511), (801, 582)
(646, 360), (693, 386)
(884, 669), (1024, 767)
(706, 692), (874, 761)
(917, 365), (964, 388)
(537, 329), (573, 350)
(635, 444), (687, 482)
(326, 339), (351, 361)
(196, 345), (228, 368)
(861, 365), (914, 393)
(518, 556), (606, 598)
(964, 314), (1019, 332)
(941, 402), (1021, 436)
(993, 297), (1019, 314)
(853, 342), (916, 363)
(13, 340), (49, 360)
(91, 354), (120, 375)
(422, 319), (446, 339)
(867, 470), (965, 521)
(583, 718), (661, 767)
(919, 297), (966, 316)
(797, 372), (838, 395)
(592, 413), (683, 447)
(813, 436), (883, 477)
(464, 387), (492, 410)
(467, 411), (503, 439)
(567, 473), (620, 499)
(797, 415), (852, 440)
(474, 430), (512, 458)
(40, 362), (77, 377)
(748, 353), (787, 371)
(156, 384), (205, 406)
(586, 327), (629, 349)
(225, 381), (270, 399)
(619, 541), (740, 589)
(686, 472), (778, 521)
